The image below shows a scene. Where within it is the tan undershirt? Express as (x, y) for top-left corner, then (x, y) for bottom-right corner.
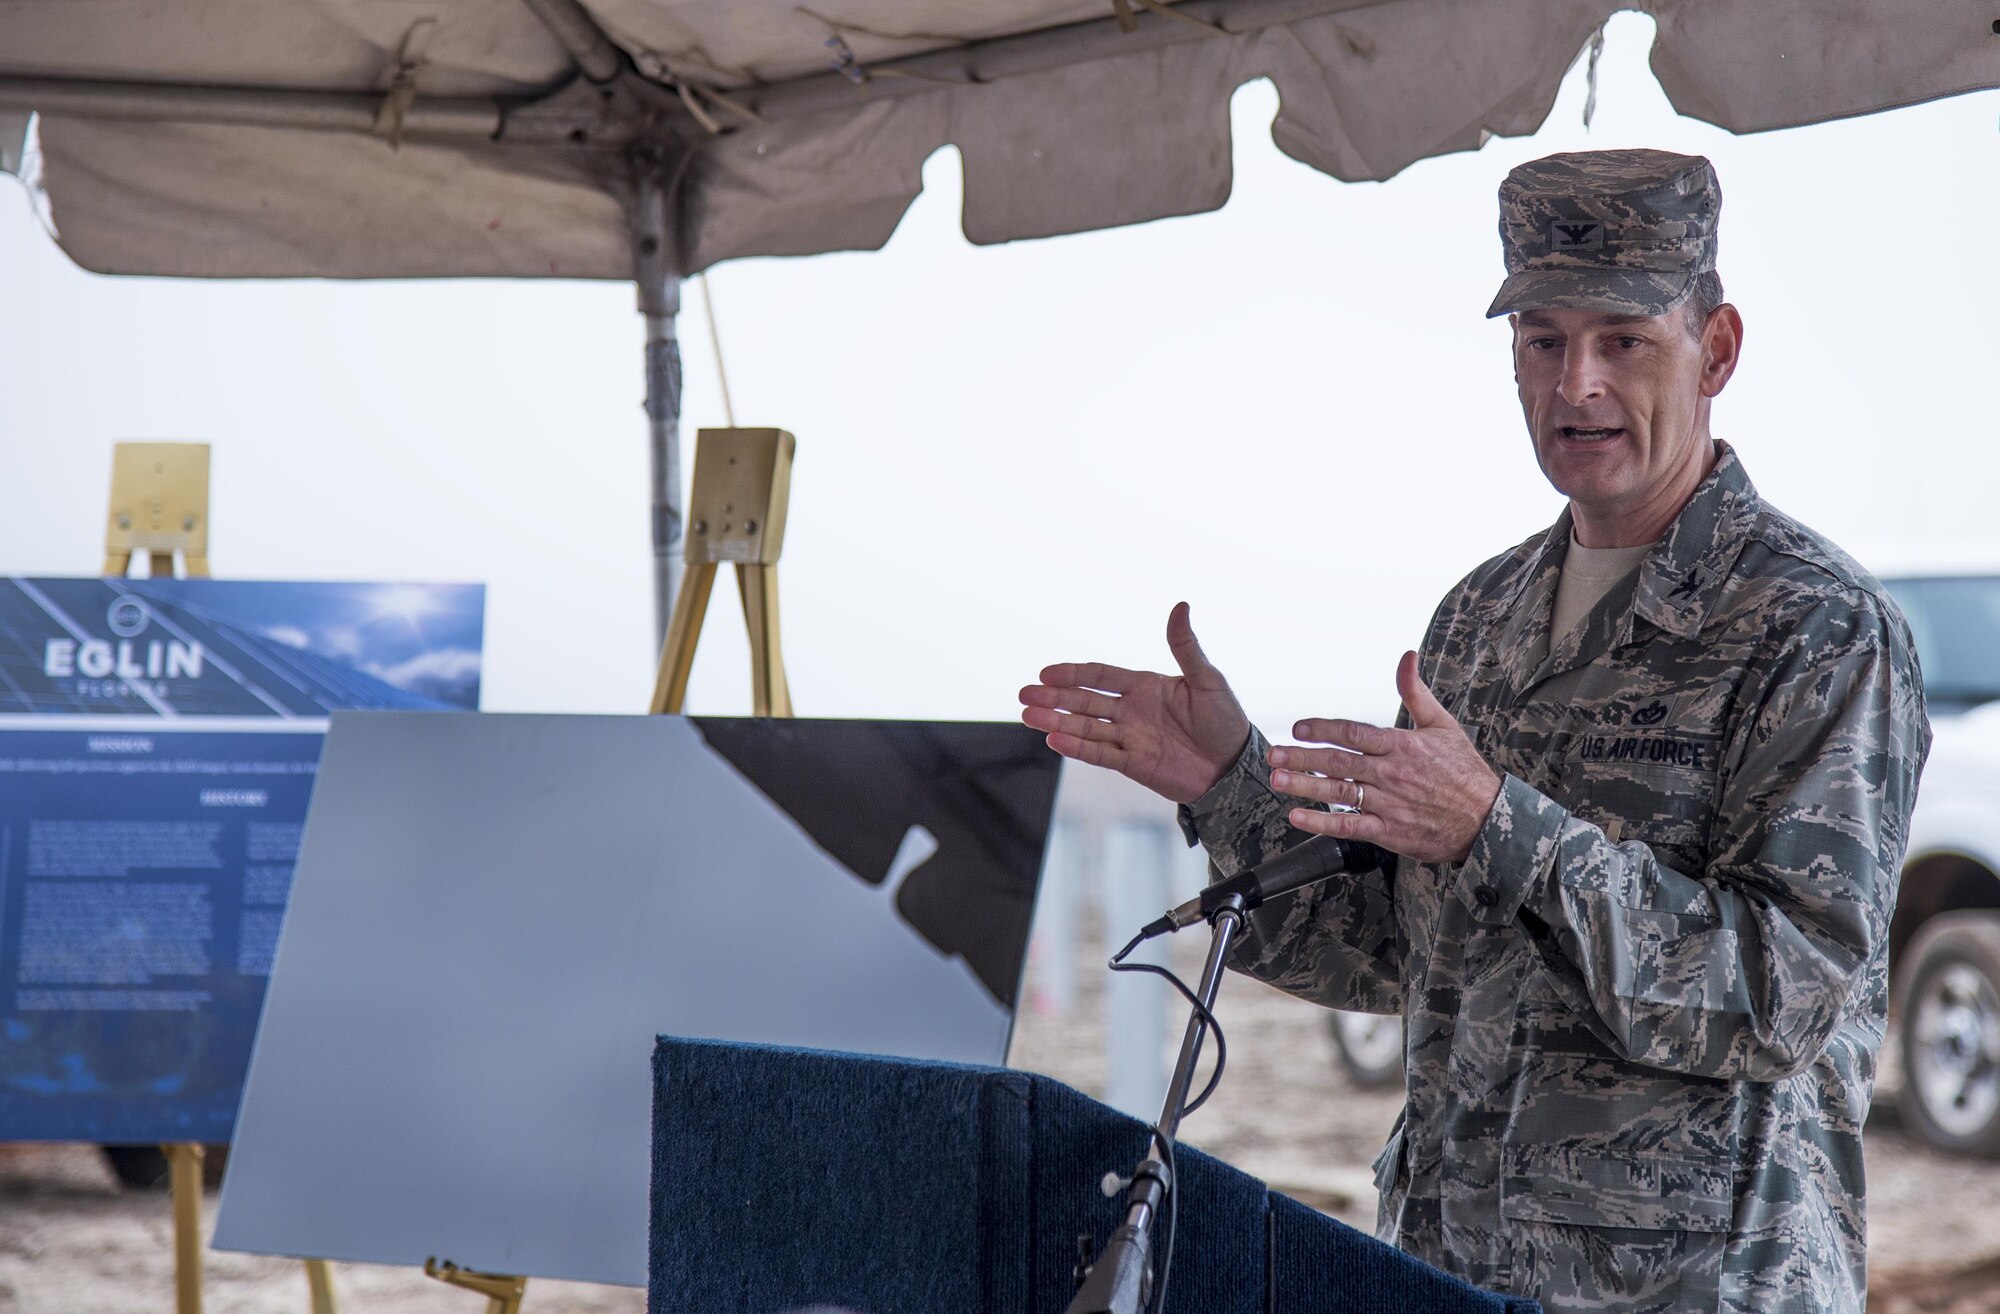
(1551, 531), (1652, 642)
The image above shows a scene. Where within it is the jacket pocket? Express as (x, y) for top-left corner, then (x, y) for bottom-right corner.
(1500, 1145), (1732, 1232)
(1574, 742), (1720, 854)
(1499, 1145), (1732, 1311)
(1622, 907), (1749, 1013)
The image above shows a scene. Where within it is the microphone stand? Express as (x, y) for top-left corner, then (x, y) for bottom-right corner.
(1065, 892), (1247, 1314)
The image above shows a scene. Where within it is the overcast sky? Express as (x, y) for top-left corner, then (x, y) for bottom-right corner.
(3, 14), (1996, 740)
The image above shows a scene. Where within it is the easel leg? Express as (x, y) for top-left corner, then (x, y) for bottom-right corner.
(304, 1259), (338, 1314)
(184, 554), (211, 578)
(103, 550), (132, 575)
(165, 1143), (205, 1314)
(424, 1258), (527, 1314)
(649, 563), (717, 715)
(736, 564), (792, 717)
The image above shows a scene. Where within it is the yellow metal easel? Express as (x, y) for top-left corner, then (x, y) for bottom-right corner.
(419, 429), (797, 1314)
(103, 444), (339, 1314)
(424, 1259), (529, 1314)
(163, 1144), (207, 1314)
(649, 427), (796, 717)
(104, 442), (211, 577)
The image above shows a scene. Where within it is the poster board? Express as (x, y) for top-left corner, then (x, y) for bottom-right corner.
(0, 577), (484, 1141)
(212, 712), (1059, 1287)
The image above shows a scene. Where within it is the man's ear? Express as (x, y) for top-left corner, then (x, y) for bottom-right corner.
(1700, 304), (1743, 398)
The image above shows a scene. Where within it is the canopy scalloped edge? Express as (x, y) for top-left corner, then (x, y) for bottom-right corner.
(3, 0), (1995, 280)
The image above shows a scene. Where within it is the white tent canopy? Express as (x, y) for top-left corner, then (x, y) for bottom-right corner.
(5, 0), (1995, 279)
(4, 0), (1994, 639)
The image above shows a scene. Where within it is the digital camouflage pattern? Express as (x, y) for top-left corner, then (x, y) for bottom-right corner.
(1485, 149), (1720, 319)
(1180, 447), (1930, 1313)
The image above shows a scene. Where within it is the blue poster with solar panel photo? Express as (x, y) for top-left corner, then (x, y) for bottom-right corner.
(0, 577), (484, 1142)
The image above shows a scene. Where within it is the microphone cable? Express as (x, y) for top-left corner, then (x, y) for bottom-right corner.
(1139, 1125), (1177, 1314)
(1106, 927), (1233, 1314)
(1109, 929), (1229, 1116)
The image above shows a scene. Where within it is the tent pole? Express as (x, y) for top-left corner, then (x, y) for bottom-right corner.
(634, 170), (683, 651)
(515, 0), (623, 84)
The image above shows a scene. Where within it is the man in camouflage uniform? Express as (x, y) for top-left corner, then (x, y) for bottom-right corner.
(1021, 149), (1930, 1312)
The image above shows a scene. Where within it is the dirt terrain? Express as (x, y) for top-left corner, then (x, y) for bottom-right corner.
(5, 925), (1999, 1312)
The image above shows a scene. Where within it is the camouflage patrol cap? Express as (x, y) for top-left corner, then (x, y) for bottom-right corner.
(1486, 149), (1719, 318)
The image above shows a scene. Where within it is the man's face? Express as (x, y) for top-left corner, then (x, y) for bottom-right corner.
(1511, 304), (1730, 536)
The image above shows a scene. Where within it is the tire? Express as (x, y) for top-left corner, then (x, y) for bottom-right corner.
(1328, 1010), (1405, 1091)
(1899, 912), (2000, 1158)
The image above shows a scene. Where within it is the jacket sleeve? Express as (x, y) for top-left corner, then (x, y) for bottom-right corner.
(1179, 726), (1404, 1014)
(1465, 595), (1930, 1081)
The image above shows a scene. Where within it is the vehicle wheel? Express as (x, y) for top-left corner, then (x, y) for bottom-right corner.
(1328, 1010), (1405, 1091)
(1899, 912), (2000, 1157)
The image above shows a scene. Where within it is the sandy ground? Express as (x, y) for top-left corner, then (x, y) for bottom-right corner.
(6, 921), (2000, 1312)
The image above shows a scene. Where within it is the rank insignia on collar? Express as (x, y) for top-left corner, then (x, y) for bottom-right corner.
(1668, 568), (1703, 601)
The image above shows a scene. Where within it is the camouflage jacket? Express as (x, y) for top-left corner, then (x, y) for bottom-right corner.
(1181, 446), (1929, 1313)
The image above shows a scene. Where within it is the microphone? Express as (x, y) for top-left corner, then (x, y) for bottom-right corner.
(1134, 835), (1393, 942)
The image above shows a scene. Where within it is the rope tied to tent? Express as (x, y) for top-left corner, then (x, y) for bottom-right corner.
(627, 46), (765, 132)
(372, 17), (438, 148)
(1111, 0), (1228, 38)
(674, 81), (765, 133)
(678, 82), (725, 133)
(799, 8), (981, 90)
(796, 7), (966, 47)
(823, 33), (868, 84)
(635, 44), (755, 90)
(699, 273), (737, 428)
(799, 2), (1224, 95)
(1582, 22), (1607, 129)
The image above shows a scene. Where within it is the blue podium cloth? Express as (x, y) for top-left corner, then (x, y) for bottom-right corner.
(651, 1036), (1536, 1314)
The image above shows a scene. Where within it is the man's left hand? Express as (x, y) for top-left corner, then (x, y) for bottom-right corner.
(1269, 651), (1503, 865)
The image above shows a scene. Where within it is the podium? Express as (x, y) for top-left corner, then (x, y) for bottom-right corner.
(650, 1037), (1538, 1314)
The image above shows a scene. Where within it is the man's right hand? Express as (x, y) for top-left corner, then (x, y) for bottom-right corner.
(1019, 602), (1251, 805)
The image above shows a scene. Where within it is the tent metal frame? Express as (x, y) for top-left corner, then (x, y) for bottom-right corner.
(0, 1), (1375, 141)
(0, 0), (1375, 643)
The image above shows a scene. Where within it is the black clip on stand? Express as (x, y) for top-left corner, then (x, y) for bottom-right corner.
(1066, 892), (1248, 1314)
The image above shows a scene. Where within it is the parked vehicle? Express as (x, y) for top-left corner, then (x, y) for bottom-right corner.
(1328, 1010), (1404, 1090)
(1877, 575), (2000, 1155)
(1327, 574), (2000, 1157)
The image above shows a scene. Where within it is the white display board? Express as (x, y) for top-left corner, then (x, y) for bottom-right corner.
(213, 712), (1057, 1287)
